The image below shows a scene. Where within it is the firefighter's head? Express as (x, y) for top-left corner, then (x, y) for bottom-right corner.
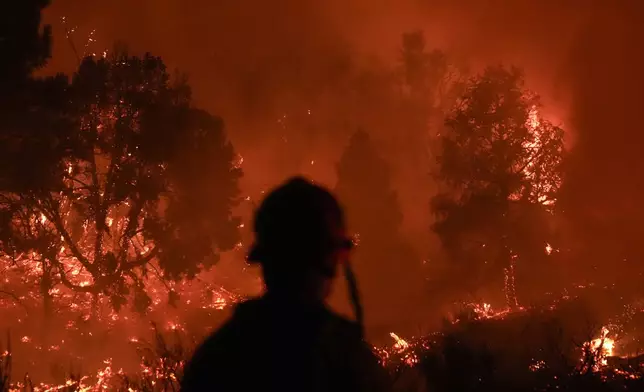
(248, 177), (353, 301)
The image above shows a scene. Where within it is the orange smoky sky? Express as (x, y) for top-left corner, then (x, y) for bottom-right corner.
(40, 0), (644, 325)
(42, 0), (590, 192)
(41, 0), (644, 231)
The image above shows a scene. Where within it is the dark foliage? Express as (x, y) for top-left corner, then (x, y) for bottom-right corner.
(0, 50), (242, 313)
(116, 325), (188, 391)
(431, 66), (565, 306)
(388, 302), (644, 392)
(0, 0), (51, 89)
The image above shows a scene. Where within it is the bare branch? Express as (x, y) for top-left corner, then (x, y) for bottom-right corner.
(123, 246), (159, 270)
(40, 206), (95, 274)
(0, 290), (29, 312)
(50, 258), (97, 294)
(62, 173), (93, 190)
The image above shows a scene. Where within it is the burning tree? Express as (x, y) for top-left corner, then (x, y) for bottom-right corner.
(431, 66), (564, 307)
(335, 130), (424, 331)
(0, 50), (242, 316)
(0, 0), (51, 87)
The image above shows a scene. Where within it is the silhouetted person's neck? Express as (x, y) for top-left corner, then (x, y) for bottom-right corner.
(263, 287), (325, 307)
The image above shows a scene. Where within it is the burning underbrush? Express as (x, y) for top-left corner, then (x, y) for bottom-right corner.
(1, 284), (644, 391)
(0, 265), (247, 390)
(379, 289), (644, 391)
(1, 326), (188, 391)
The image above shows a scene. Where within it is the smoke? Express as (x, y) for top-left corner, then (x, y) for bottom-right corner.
(43, 1), (598, 190)
(560, 2), (644, 284)
(566, 2), (644, 204)
(40, 0), (644, 331)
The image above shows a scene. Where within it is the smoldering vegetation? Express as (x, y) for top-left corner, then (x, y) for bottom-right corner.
(1, 0), (644, 390)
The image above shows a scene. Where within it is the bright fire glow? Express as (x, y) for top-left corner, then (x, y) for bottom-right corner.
(390, 332), (410, 352)
(384, 332), (419, 367)
(584, 326), (615, 369)
(519, 105), (561, 206)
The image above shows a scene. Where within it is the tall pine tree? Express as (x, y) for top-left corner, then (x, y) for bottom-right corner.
(335, 130), (425, 337)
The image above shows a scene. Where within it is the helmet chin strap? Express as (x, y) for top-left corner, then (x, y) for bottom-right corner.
(343, 260), (364, 340)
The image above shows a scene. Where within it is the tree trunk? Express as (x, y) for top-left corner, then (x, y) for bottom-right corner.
(40, 263), (54, 347)
(40, 265), (53, 319)
(91, 292), (100, 320)
(503, 255), (519, 309)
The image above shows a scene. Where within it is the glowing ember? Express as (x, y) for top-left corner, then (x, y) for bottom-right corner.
(473, 302), (492, 318)
(585, 326), (615, 368)
(390, 332), (410, 352)
(520, 105), (562, 206)
(529, 359), (546, 372)
(527, 104), (540, 129)
(467, 302), (510, 320)
(379, 332), (421, 367)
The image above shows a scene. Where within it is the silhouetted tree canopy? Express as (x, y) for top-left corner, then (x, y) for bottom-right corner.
(0, 0), (51, 88)
(0, 50), (242, 313)
(432, 66), (564, 305)
(0, 0), (66, 182)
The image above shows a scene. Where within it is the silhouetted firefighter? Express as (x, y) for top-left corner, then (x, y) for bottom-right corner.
(181, 177), (392, 392)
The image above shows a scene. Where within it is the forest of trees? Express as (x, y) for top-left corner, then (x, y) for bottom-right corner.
(3, 1), (644, 391)
(0, 0), (616, 324)
(1, 2), (242, 318)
